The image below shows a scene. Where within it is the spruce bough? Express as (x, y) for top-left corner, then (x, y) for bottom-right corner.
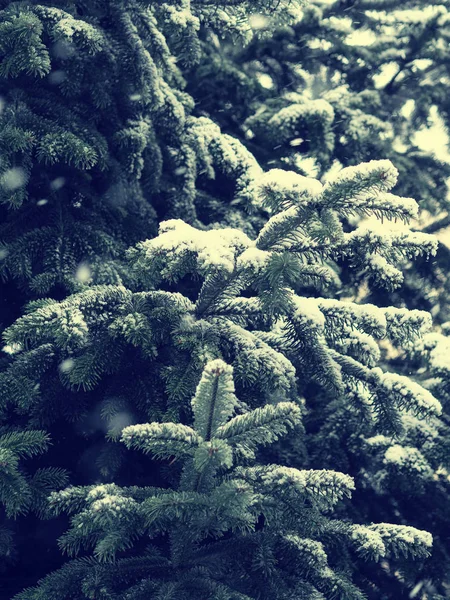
(16, 360), (433, 599)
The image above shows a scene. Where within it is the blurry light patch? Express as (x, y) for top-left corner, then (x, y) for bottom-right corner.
(59, 358), (75, 373)
(108, 412), (134, 435)
(48, 70), (67, 85)
(76, 263), (91, 283)
(50, 177), (66, 191)
(392, 138), (407, 154)
(373, 62), (398, 89)
(52, 40), (76, 60)
(400, 99), (415, 119)
(322, 159), (344, 183)
(257, 73), (274, 90)
(1, 167), (26, 191)
(36, 198), (49, 206)
(174, 167), (187, 176)
(325, 16), (352, 33)
(105, 182), (127, 207)
(412, 59), (432, 70)
(129, 93), (142, 101)
(249, 14), (270, 29)
(295, 156), (319, 178)
(306, 39), (332, 51)
(289, 138), (304, 147)
(390, 6), (446, 22)
(346, 29), (376, 46)
(0, 96), (5, 115)
(0, 248), (8, 260)
(435, 224), (450, 249)
(2, 343), (22, 355)
(413, 105), (450, 163)
(409, 581), (424, 599)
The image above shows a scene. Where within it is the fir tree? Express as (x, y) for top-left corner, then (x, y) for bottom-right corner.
(0, 0), (299, 590)
(2, 157), (443, 598)
(0, 0), (295, 591)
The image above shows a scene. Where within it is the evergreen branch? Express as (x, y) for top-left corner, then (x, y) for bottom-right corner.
(215, 402), (301, 448)
(121, 422), (201, 459)
(192, 360), (238, 441)
(0, 430), (50, 458)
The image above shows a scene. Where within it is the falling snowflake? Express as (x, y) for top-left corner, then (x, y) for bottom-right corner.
(76, 263), (91, 283)
(1, 168), (26, 191)
(59, 358), (75, 373)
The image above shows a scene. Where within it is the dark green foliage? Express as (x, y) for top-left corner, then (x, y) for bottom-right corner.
(2, 1), (450, 599)
(0, 0), (295, 298)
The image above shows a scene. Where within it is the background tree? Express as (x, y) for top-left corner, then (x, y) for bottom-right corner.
(183, 1), (450, 596)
